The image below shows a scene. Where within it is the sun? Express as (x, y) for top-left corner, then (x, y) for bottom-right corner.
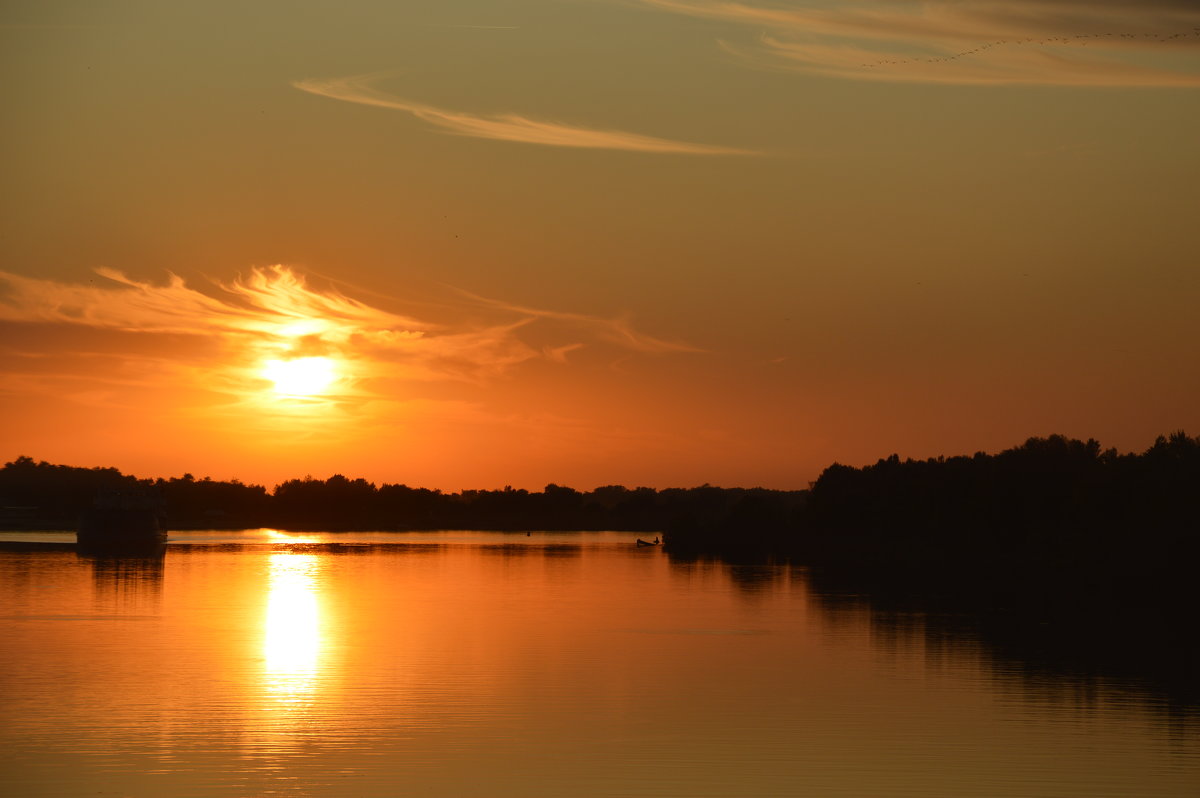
(263, 357), (338, 397)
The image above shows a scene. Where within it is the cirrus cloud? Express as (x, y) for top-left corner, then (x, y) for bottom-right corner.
(635, 0), (1200, 86)
(294, 73), (756, 154)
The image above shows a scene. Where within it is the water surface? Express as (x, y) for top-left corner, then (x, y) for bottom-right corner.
(1, 530), (1195, 796)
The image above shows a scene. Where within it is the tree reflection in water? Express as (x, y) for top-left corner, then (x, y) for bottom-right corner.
(665, 551), (1198, 724)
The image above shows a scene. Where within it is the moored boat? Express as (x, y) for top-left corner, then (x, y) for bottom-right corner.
(77, 488), (167, 554)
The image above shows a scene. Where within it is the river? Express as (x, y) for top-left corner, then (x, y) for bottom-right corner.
(1, 530), (1195, 797)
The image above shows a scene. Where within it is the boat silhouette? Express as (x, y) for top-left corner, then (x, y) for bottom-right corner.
(77, 488), (167, 554)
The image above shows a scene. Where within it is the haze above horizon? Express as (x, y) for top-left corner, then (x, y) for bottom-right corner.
(1, 1), (1197, 491)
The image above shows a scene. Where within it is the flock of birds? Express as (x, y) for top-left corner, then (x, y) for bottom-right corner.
(859, 27), (1200, 69)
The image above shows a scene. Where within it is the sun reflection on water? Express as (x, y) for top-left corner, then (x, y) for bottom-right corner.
(263, 552), (322, 701)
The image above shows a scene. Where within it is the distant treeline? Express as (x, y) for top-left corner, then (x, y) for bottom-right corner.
(669, 431), (1199, 554)
(0, 455), (805, 533)
(2, 434), (1195, 546)
(669, 431), (1200, 631)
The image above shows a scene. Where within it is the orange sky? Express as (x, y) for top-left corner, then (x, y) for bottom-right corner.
(2, 1), (1198, 490)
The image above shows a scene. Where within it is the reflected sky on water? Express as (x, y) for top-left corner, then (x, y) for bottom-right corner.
(0, 530), (1195, 797)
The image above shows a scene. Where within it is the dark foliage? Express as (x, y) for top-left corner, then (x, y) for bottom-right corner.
(797, 432), (1199, 589)
(0, 456), (806, 533)
(666, 431), (1197, 557)
(0, 456), (140, 528)
(0, 457), (270, 529)
(664, 431), (1200, 664)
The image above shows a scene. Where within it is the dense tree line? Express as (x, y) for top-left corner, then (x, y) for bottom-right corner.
(0, 457), (139, 526)
(667, 431), (1199, 625)
(806, 432), (1197, 541)
(0, 457), (272, 529)
(804, 431), (1199, 581)
(667, 431), (1198, 552)
(2, 432), (1194, 555)
(0, 455), (805, 532)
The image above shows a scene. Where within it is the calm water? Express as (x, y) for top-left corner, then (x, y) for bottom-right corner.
(1, 530), (1196, 797)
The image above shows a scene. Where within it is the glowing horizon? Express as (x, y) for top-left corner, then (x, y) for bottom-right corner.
(0, 0), (1196, 491)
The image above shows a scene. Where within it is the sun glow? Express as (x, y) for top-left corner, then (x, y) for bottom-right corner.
(264, 357), (338, 397)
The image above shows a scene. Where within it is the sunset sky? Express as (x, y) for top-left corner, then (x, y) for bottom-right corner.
(2, 1), (1198, 491)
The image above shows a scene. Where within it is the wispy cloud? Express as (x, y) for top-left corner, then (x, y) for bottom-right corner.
(421, 24), (521, 30)
(452, 288), (703, 355)
(293, 73), (755, 154)
(0, 266), (425, 341)
(0, 267), (698, 406)
(636, 0), (1200, 86)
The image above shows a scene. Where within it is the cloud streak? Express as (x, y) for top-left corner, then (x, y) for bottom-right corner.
(636, 0), (1200, 86)
(294, 73), (755, 154)
(0, 267), (698, 404)
(451, 288), (703, 355)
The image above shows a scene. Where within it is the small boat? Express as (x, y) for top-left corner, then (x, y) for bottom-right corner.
(77, 488), (167, 554)
(635, 538), (660, 547)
